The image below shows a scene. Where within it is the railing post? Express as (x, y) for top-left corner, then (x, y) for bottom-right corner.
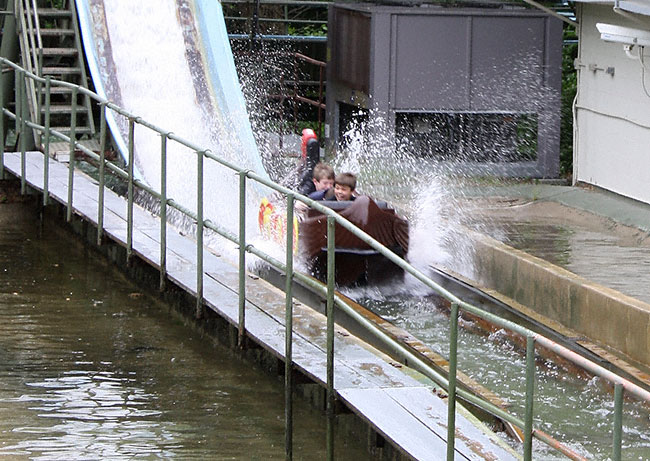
(326, 215), (335, 461)
(126, 117), (135, 263)
(447, 302), (459, 461)
(160, 133), (168, 291)
(37, 48), (43, 148)
(97, 102), (107, 245)
(0, 67), (4, 180)
(13, 68), (20, 167)
(237, 170), (247, 348)
(612, 383), (623, 461)
(19, 70), (26, 195)
(524, 335), (536, 461)
(66, 86), (78, 222)
(284, 193), (295, 461)
(196, 149), (204, 319)
(43, 76), (50, 206)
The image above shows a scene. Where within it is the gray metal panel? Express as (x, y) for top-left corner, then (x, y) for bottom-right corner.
(470, 16), (547, 111)
(394, 15), (471, 110)
(331, 8), (371, 93)
(327, 3), (562, 177)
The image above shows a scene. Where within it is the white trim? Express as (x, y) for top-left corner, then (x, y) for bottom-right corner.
(619, 0), (650, 16)
(575, 0), (650, 16)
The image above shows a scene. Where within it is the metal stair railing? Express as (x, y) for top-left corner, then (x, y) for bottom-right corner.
(14, 0), (95, 149)
(14, 0), (41, 143)
(68, 0), (95, 137)
(2, 58), (649, 461)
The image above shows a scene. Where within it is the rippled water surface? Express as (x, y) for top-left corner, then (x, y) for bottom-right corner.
(0, 203), (368, 460)
(359, 294), (650, 461)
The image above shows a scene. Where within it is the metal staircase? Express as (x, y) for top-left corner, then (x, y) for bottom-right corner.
(14, 0), (95, 151)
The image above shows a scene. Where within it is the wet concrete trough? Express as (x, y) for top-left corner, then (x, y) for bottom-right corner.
(449, 184), (650, 370)
(1, 151), (516, 460)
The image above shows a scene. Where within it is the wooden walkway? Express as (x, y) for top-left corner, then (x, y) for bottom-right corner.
(2, 152), (517, 460)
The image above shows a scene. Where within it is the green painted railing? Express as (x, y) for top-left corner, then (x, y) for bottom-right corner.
(1, 58), (648, 461)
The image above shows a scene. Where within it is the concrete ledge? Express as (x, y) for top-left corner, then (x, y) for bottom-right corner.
(466, 228), (650, 367)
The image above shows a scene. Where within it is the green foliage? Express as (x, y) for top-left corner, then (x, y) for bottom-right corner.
(560, 26), (578, 177)
(287, 24), (327, 37)
(48, 0), (66, 9)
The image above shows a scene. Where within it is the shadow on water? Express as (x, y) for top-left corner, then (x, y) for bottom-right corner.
(0, 202), (369, 460)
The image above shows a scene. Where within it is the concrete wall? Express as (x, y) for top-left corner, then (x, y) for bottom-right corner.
(575, 4), (650, 204)
(467, 228), (650, 367)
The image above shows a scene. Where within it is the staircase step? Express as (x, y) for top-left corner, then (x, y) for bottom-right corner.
(40, 105), (91, 114)
(47, 86), (76, 95)
(42, 67), (81, 75)
(50, 126), (94, 134)
(39, 28), (75, 36)
(38, 8), (72, 18)
(42, 47), (78, 56)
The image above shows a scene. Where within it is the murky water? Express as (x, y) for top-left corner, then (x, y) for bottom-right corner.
(355, 293), (650, 460)
(0, 203), (368, 460)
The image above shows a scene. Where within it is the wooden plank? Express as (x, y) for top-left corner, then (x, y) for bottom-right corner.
(383, 387), (517, 460)
(338, 387), (452, 461)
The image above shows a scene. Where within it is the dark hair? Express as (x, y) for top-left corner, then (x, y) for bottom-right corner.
(334, 172), (356, 190)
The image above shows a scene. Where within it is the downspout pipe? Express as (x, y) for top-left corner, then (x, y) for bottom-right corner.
(520, 0), (577, 27)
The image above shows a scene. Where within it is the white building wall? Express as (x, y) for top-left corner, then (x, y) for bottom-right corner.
(575, 3), (650, 203)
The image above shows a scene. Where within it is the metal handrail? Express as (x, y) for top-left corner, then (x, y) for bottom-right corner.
(1, 58), (647, 461)
(29, 0), (42, 51)
(15, 0), (42, 146)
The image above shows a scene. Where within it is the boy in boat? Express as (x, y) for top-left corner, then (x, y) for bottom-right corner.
(309, 172), (356, 201)
(332, 172), (356, 201)
(310, 163), (335, 194)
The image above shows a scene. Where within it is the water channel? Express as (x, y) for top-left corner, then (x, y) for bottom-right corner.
(351, 290), (650, 460)
(458, 198), (650, 305)
(0, 202), (369, 460)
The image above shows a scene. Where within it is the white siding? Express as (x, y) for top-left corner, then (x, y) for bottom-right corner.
(575, 4), (650, 203)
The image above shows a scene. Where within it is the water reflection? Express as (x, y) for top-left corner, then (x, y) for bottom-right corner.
(0, 204), (368, 460)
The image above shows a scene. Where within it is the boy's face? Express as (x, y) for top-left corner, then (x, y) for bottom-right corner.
(313, 177), (334, 191)
(334, 184), (353, 201)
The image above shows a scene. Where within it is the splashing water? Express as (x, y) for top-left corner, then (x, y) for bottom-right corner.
(93, 0), (270, 258)
(331, 110), (482, 287)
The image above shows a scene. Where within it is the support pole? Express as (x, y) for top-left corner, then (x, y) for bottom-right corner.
(612, 383), (623, 461)
(326, 216), (335, 461)
(43, 77), (50, 206)
(160, 134), (168, 291)
(447, 302), (459, 461)
(0, 69), (5, 179)
(238, 170), (247, 348)
(284, 193), (294, 461)
(97, 102), (106, 244)
(524, 335), (536, 461)
(67, 87), (78, 221)
(196, 150), (204, 319)
(19, 71), (26, 195)
(127, 118), (135, 263)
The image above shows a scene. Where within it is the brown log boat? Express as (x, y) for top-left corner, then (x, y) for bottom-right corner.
(298, 195), (409, 286)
